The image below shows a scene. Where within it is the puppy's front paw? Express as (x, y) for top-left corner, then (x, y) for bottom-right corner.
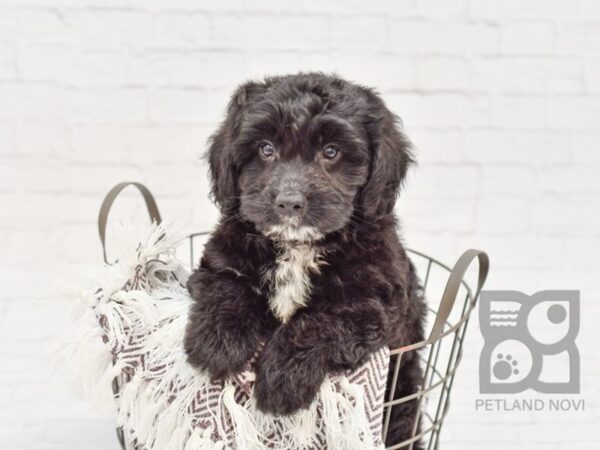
(254, 348), (325, 416)
(254, 371), (318, 416)
(184, 331), (250, 381)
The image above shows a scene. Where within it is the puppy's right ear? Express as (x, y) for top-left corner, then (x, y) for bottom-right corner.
(207, 81), (264, 211)
(360, 91), (414, 219)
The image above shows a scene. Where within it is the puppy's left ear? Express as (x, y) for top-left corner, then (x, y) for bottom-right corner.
(360, 93), (414, 218)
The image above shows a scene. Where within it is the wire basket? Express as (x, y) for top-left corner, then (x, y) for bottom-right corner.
(99, 182), (489, 450)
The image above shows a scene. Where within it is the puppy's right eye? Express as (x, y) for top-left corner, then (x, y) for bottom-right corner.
(259, 142), (276, 159)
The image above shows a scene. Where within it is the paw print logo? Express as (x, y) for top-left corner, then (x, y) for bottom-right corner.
(493, 354), (519, 380)
(479, 290), (579, 394)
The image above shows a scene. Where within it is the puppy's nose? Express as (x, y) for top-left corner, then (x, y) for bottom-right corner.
(275, 191), (306, 217)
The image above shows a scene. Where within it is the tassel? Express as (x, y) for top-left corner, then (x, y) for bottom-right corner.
(339, 378), (375, 449)
(220, 384), (262, 450)
(320, 378), (345, 447)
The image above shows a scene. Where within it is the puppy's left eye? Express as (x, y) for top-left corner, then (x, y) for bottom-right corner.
(322, 146), (340, 160)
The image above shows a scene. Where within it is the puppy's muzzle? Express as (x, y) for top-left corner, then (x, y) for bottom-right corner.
(272, 163), (309, 219)
(275, 191), (306, 218)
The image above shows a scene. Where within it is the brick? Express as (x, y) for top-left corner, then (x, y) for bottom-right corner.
(18, 120), (69, 155)
(317, 53), (415, 91)
(409, 128), (463, 163)
(52, 0), (140, 6)
(0, 423), (32, 449)
(244, 50), (302, 80)
(0, 192), (97, 226)
(464, 94), (494, 127)
(532, 194), (600, 236)
(480, 164), (536, 195)
(212, 14), (331, 50)
(548, 95), (600, 130)
(147, 0), (243, 11)
(0, 9), (68, 41)
(0, 83), (38, 122)
(465, 236), (563, 269)
(464, 129), (570, 163)
(0, 121), (16, 155)
(415, 56), (468, 90)
(18, 43), (73, 82)
(538, 164), (600, 194)
(584, 57), (600, 92)
(0, 160), (67, 194)
(0, 42), (16, 79)
(331, 15), (387, 49)
(71, 88), (147, 123)
(301, 0), (417, 15)
(128, 124), (209, 163)
(191, 198), (221, 232)
(146, 161), (203, 196)
(0, 84), (71, 122)
(462, 425), (521, 444)
(153, 12), (211, 47)
(0, 299), (65, 342)
(140, 50), (244, 87)
(403, 232), (460, 263)
(65, 11), (152, 47)
(149, 194), (196, 225)
(66, 163), (144, 195)
(471, 57), (583, 94)
(408, 164), (480, 198)
(58, 224), (102, 264)
(241, 0), (306, 12)
(532, 423), (598, 444)
(500, 22), (555, 55)
(70, 124), (130, 162)
(416, 0), (468, 19)
(148, 88), (227, 124)
(580, 0), (600, 19)
(400, 196), (476, 233)
(470, 0), (579, 20)
(565, 236), (600, 273)
(296, 51), (335, 73)
(571, 132), (600, 162)
(493, 95), (546, 129)
(544, 58), (583, 93)
(7, 229), (62, 263)
(71, 47), (133, 86)
(389, 20), (499, 55)
(387, 93), (490, 128)
(30, 418), (119, 445)
(556, 23), (600, 56)
(0, 10), (18, 40)
(475, 195), (531, 234)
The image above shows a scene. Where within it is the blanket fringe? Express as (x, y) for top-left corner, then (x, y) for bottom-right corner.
(221, 384), (263, 450)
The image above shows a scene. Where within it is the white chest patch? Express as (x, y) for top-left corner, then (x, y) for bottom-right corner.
(266, 243), (323, 323)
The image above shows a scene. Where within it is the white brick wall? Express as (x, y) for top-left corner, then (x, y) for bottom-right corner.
(1, 0), (599, 448)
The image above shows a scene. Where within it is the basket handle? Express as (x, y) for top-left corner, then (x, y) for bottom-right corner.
(427, 249), (489, 343)
(98, 181), (162, 263)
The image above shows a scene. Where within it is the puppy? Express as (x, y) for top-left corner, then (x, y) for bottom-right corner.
(184, 72), (426, 448)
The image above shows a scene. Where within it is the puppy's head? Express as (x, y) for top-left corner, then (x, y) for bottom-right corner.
(207, 73), (412, 242)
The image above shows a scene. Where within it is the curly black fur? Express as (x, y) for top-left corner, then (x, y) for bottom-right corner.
(184, 72), (426, 448)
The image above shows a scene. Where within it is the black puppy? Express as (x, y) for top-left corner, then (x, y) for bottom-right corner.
(184, 72), (425, 447)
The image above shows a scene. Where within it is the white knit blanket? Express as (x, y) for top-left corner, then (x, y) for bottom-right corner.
(59, 223), (389, 450)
